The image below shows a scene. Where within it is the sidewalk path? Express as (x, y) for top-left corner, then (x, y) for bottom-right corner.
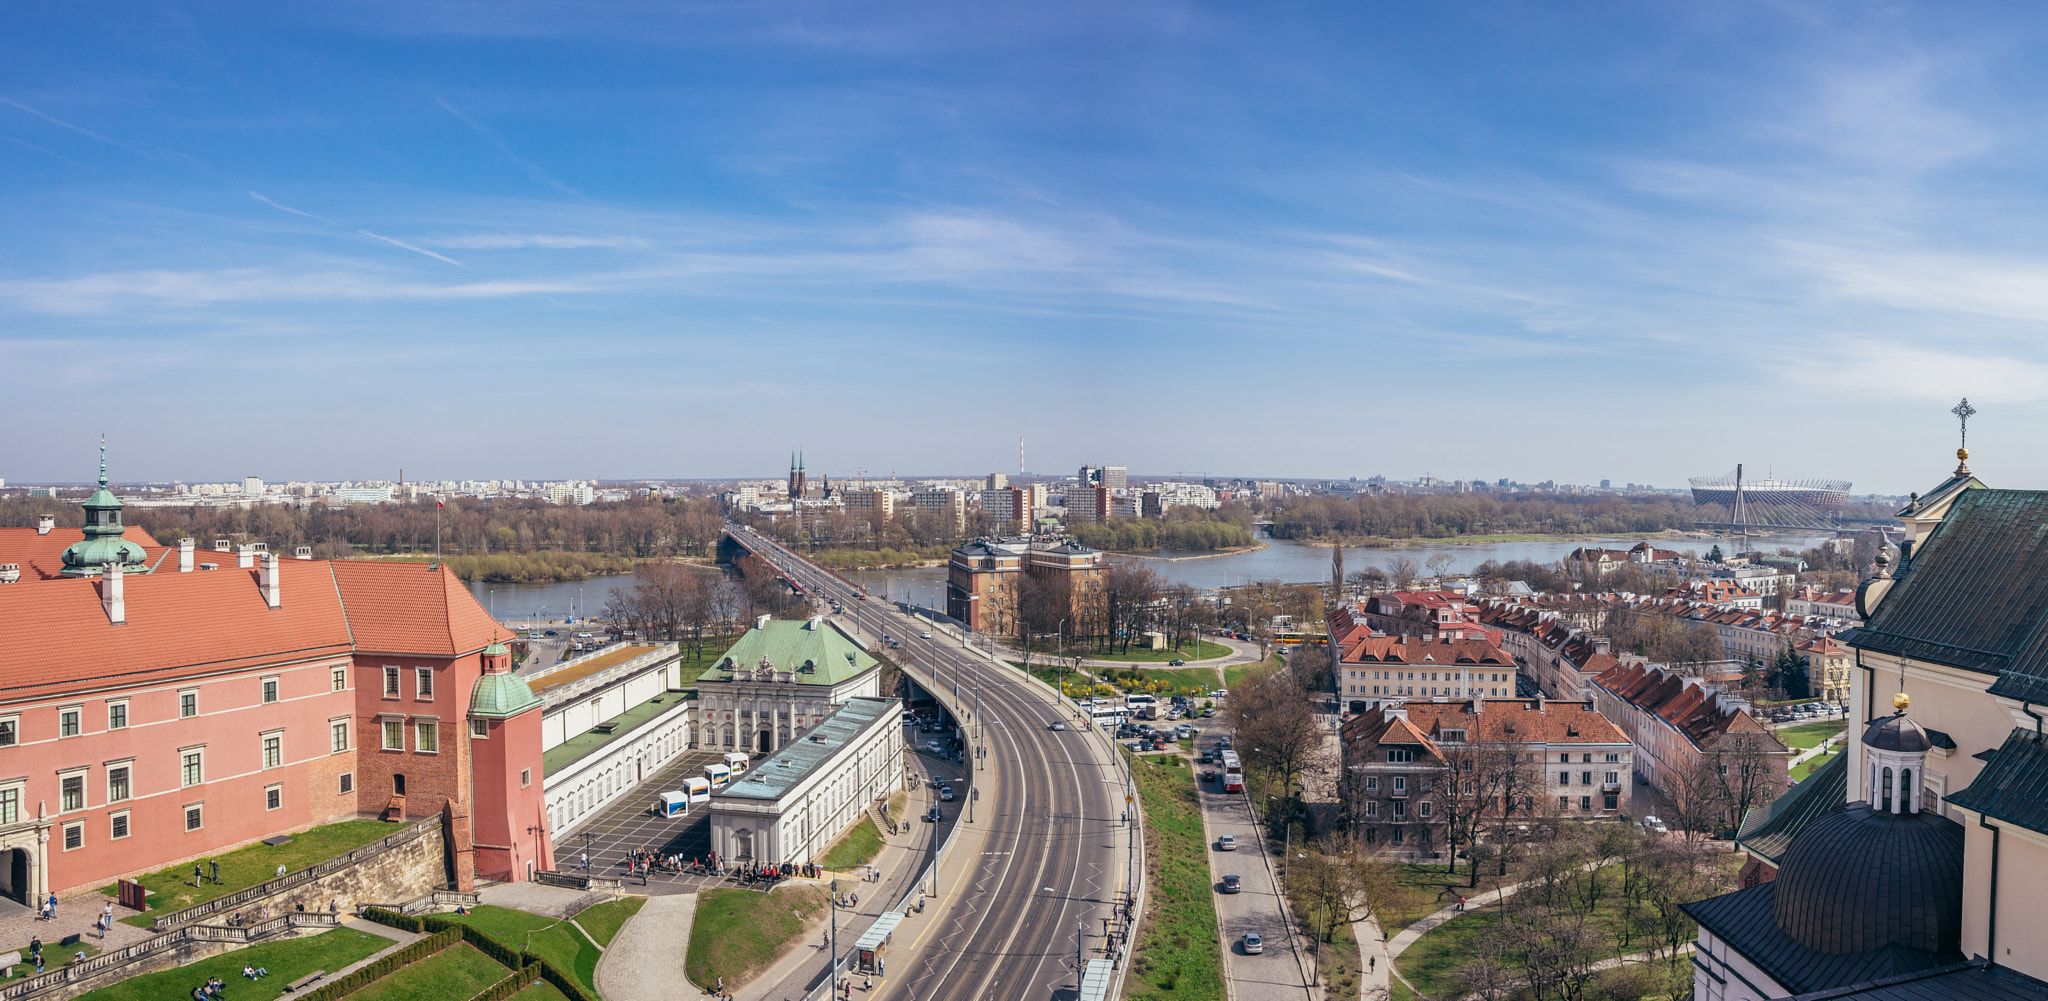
(730, 784), (963, 1001)
(1386, 861), (1608, 960)
(595, 893), (694, 1001)
(1788, 733), (1846, 769)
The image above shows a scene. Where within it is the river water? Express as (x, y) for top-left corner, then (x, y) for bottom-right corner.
(471, 529), (1834, 621)
(837, 529), (1835, 610)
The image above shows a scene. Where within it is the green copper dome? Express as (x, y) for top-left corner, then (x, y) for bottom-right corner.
(470, 671), (543, 719)
(59, 440), (152, 578)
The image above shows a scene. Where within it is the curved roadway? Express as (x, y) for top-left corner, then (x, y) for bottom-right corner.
(733, 527), (1131, 1001)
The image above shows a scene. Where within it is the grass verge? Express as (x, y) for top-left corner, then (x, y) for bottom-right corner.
(1791, 745), (1842, 783)
(349, 942), (508, 1001)
(820, 817), (886, 870)
(1223, 655), (1284, 691)
(0, 943), (100, 981)
(1777, 720), (1845, 750)
(514, 980), (573, 1001)
(436, 906), (601, 993)
(1126, 751), (1223, 1001)
(72, 927), (388, 1001)
(686, 885), (829, 992)
(1095, 667), (1226, 697)
(1090, 641), (1233, 663)
(572, 896), (647, 948)
(107, 819), (397, 927)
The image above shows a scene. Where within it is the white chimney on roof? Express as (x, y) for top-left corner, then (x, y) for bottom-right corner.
(807, 614), (824, 630)
(178, 538), (195, 573)
(260, 553), (281, 609)
(35, 515), (54, 536)
(213, 538), (231, 552)
(236, 545), (256, 569)
(756, 614), (772, 630)
(100, 562), (125, 624)
(294, 546), (313, 560)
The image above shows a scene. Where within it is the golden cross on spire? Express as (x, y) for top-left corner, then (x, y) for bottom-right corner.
(1951, 398), (1976, 475)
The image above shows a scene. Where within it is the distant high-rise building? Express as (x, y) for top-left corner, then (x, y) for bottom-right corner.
(1066, 486), (1112, 524)
(910, 488), (967, 535)
(986, 473), (1008, 491)
(844, 488), (895, 518)
(242, 476), (264, 496)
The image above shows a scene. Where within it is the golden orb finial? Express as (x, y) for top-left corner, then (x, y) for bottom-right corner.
(1893, 691), (1911, 712)
(1958, 447), (1970, 463)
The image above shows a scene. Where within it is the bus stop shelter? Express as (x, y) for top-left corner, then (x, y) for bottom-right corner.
(854, 912), (906, 975)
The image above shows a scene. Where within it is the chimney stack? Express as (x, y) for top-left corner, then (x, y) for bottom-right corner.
(35, 515), (53, 536)
(294, 546), (313, 560)
(807, 614), (824, 630)
(755, 614), (772, 630)
(101, 562), (125, 624)
(260, 553), (281, 609)
(237, 545), (256, 569)
(179, 538), (195, 573)
(213, 539), (231, 552)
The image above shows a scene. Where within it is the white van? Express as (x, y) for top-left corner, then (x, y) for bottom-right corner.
(704, 763), (733, 789)
(722, 752), (751, 774)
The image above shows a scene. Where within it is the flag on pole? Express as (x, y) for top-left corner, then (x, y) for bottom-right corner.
(435, 498), (445, 509)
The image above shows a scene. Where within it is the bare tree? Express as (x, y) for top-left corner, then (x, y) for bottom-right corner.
(1226, 672), (1330, 821)
(1424, 552), (1458, 582)
(1386, 556), (1420, 590)
(1483, 736), (1547, 876)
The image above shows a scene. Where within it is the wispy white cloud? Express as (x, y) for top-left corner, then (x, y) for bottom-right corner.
(1783, 340), (2048, 404)
(434, 96), (587, 200)
(249, 191), (463, 267)
(0, 268), (581, 314)
(0, 97), (130, 150)
(427, 233), (646, 249)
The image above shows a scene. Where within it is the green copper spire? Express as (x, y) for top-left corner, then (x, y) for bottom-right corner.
(60, 438), (151, 577)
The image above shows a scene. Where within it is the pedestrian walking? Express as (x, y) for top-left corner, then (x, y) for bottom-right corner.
(580, 851), (590, 871)
(210, 859), (220, 885)
(45, 893), (56, 920)
(1369, 956), (1376, 972)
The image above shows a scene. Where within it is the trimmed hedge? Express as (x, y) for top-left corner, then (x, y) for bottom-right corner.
(467, 963), (545, 1001)
(361, 907), (425, 933)
(523, 951), (599, 1001)
(424, 917), (527, 972)
(300, 928), (462, 1001)
(412, 913), (598, 1001)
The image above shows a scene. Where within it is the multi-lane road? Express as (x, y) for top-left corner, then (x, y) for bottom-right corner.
(730, 527), (1134, 1001)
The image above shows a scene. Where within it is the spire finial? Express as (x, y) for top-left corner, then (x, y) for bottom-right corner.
(98, 434), (107, 488)
(1952, 397), (1977, 475)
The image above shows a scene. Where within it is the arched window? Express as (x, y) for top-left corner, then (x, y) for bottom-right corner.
(1881, 767), (1893, 812)
(1900, 768), (1913, 813)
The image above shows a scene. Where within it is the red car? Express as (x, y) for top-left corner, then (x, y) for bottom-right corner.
(1201, 770), (1218, 783)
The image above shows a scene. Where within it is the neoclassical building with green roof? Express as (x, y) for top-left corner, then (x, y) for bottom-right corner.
(696, 614), (882, 753)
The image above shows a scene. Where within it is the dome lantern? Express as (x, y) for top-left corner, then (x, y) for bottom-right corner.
(1861, 699), (1931, 815)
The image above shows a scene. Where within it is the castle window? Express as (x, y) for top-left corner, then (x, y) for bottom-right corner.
(1881, 767), (1894, 812)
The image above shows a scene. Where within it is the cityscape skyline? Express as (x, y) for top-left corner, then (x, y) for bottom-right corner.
(8, 2), (2048, 490)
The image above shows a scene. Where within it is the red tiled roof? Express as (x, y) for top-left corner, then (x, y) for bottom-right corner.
(1339, 634), (1514, 666)
(1404, 699), (1629, 745)
(0, 560), (354, 702)
(1591, 661), (1784, 751)
(0, 558), (511, 703)
(0, 526), (165, 581)
(329, 560), (512, 656)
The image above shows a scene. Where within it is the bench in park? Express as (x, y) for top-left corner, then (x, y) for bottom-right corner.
(283, 970), (325, 993)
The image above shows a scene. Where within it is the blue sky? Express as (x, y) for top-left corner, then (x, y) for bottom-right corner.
(3, 1), (2045, 492)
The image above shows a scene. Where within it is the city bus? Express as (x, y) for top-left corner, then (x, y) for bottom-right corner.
(1219, 750), (1244, 793)
(1124, 694), (1157, 710)
(1089, 706), (1131, 728)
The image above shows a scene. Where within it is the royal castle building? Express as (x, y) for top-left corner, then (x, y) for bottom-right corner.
(0, 449), (552, 899)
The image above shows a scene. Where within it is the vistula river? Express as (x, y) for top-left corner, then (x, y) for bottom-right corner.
(470, 529), (1833, 623)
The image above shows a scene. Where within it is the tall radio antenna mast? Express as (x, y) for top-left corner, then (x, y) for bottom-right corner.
(1019, 436), (1025, 477)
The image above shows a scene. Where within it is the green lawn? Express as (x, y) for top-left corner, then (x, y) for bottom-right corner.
(349, 943), (509, 1001)
(1223, 655), (1284, 691)
(514, 980), (573, 1001)
(1125, 752), (1224, 1001)
(1777, 720), (1846, 751)
(1389, 975), (1418, 1001)
(1095, 667), (1224, 697)
(820, 816), (886, 870)
(72, 927), (388, 1001)
(686, 885), (828, 992)
(1791, 746), (1842, 783)
(1396, 867), (1677, 1000)
(0, 942), (99, 981)
(571, 896), (646, 948)
(1090, 641), (1232, 663)
(106, 819), (396, 927)
(435, 906), (601, 994)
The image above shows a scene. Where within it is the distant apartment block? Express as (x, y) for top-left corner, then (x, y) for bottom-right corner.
(909, 488), (967, 535)
(843, 488), (895, 519)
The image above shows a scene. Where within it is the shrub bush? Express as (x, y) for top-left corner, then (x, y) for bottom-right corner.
(362, 907), (424, 933)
